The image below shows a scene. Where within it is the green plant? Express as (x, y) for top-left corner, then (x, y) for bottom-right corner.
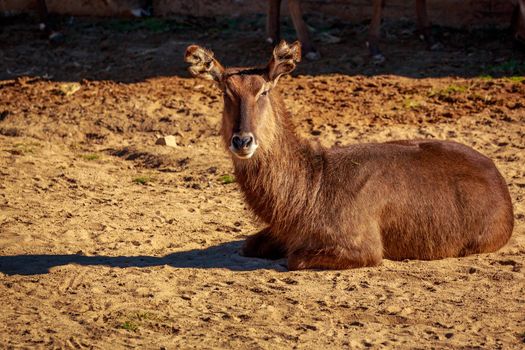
(442, 85), (467, 94)
(120, 321), (138, 332)
(403, 97), (422, 110)
(220, 174), (235, 184)
(81, 153), (100, 161)
(488, 59), (525, 75)
(428, 84), (468, 100)
(119, 311), (157, 332)
(12, 142), (39, 154)
(134, 312), (153, 321)
(478, 75), (493, 80)
(133, 176), (153, 185)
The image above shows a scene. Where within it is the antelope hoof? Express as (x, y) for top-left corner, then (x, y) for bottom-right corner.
(305, 50), (321, 61)
(48, 31), (65, 44)
(366, 41), (385, 64)
(420, 34), (443, 51)
(429, 42), (444, 51)
(372, 54), (386, 65)
(130, 7), (151, 17)
(418, 28), (442, 51)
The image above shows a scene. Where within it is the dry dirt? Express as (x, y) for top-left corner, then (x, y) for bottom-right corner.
(0, 15), (524, 349)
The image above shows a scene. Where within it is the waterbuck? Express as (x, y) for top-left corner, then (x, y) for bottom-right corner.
(184, 41), (514, 270)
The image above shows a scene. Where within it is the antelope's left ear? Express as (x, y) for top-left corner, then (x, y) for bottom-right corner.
(184, 45), (225, 86)
(267, 40), (301, 84)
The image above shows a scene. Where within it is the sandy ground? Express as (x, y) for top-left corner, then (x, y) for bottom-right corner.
(0, 15), (524, 349)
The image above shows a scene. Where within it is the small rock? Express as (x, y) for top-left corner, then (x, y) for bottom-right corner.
(372, 54), (386, 65)
(400, 307), (414, 316)
(305, 50), (321, 61)
(385, 305), (402, 315)
(156, 135), (177, 148)
(130, 7), (150, 17)
(56, 82), (81, 96)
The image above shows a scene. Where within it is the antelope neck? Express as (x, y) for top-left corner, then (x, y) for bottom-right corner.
(231, 114), (325, 230)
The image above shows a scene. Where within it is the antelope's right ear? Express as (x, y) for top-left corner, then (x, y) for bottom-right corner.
(267, 40), (301, 84)
(184, 45), (225, 86)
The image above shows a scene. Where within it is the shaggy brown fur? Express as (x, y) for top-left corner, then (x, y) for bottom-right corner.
(184, 41), (514, 271)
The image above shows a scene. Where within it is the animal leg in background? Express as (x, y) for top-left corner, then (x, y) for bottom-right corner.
(36, 0), (64, 43)
(266, 0), (320, 60)
(415, 0), (441, 50)
(367, 0), (386, 63)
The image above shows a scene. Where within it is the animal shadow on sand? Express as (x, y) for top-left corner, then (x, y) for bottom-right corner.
(0, 240), (287, 276)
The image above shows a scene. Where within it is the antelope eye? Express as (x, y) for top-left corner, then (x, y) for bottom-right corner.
(260, 90), (269, 96)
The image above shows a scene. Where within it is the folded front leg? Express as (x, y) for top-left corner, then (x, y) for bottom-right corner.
(287, 247), (382, 271)
(241, 227), (286, 260)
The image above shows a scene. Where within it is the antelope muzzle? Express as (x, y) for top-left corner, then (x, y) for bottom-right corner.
(229, 132), (258, 159)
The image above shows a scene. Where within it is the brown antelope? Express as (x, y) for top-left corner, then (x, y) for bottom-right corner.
(184, 41), (514, 270)
(267, 0), (440, 62)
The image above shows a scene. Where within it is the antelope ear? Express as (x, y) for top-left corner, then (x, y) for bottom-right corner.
(184, 45), (225, 86)
(267, 40), (301, 83)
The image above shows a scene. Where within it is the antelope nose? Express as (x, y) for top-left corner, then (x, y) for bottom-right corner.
(231, 133), (254, 150)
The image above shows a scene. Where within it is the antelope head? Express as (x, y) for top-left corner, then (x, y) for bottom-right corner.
(185, 40), (301, 160)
